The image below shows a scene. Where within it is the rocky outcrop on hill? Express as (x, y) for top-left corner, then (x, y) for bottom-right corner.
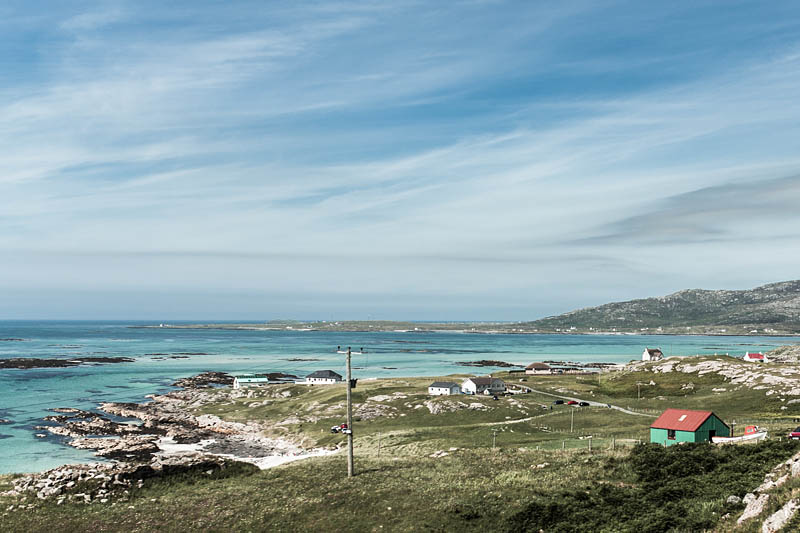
(734, 449), (800, 529)
(628, 356), (800, 398)
(766, 345), (800, 363)
(423, 399), (491, 414)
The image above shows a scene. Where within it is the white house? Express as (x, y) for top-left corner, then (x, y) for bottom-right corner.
(642, 347), (664, 362)
(525, 362), (553, 375)
(428, 381), (461, 395)
(743, 352), (768, 363)
(304, 370), (343, 384)
(462, 376), (505, 395)
(233, 374), (272, 389)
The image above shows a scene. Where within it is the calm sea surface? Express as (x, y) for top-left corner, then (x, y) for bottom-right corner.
(1, 320), (798, 473)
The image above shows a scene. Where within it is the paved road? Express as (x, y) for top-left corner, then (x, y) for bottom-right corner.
(515, 385), (657, 418)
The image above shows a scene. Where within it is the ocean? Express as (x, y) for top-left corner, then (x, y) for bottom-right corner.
(1, 320), (797, 473)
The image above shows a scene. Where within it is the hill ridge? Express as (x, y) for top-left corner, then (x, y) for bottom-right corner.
(522, 280), (800, 335)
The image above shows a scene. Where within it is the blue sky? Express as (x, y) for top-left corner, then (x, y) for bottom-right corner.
(2, 1), (800, 320)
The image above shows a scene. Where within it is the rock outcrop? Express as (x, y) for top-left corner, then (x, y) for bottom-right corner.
(2, 455), (249, 504)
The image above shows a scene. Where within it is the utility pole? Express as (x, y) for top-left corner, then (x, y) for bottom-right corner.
(346, 346), (354, 477)
(570, 407), (574, 433)
(491, 429), (498, 449)
(336, 346), (356, 477)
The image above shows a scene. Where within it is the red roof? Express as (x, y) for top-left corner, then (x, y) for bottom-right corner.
(650, 408), (725, 432)
(745, 353), (764, 359)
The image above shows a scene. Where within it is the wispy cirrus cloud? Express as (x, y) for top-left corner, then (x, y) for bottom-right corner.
(2, 1), (800, 318)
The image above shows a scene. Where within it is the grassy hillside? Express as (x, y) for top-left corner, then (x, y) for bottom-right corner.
(3, 442), (799, 532)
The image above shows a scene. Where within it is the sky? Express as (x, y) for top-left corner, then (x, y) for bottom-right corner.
(2, 1), (800, 320)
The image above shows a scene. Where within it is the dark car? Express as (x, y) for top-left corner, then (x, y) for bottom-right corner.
(790, 427), (800, 440)
(553, 399), (564, 405)
(579, 401), (590, 407)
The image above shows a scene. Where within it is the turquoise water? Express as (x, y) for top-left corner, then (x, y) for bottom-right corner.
(1, 320), (797, 473)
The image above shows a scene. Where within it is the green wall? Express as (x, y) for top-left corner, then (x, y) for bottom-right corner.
(650, 415), (730, 446)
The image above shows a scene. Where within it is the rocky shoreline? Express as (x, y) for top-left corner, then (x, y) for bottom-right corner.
(6, 371), (335, 504)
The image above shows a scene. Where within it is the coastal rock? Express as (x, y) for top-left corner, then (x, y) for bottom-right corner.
(10, 456), (248, 504)
(0, 418), (10, 424)
(172, 372), (233, 389)
(457, 360), (522, 368)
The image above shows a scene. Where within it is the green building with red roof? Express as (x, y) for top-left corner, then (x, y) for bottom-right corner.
(650, 408), (730, 446)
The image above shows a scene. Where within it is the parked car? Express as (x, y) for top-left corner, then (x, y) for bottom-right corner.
(553, 399), (564, 405)
(330, 423), (349, 434)
(566, 400), (579, 405)
(579, 401), (590, 407)
(789, 427), (800, 440)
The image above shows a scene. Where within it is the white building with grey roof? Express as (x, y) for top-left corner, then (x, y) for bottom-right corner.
(428, 381), (461, 395)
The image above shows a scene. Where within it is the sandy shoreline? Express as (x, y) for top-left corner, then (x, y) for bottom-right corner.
(154, 436), (337, 470)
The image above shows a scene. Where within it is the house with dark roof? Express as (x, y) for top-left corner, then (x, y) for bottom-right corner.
(650, 408), (730, 446)
(642, 347), (664, 362)
(304, 370), (343, 385)
(461, 376), (505, 395)
(428, 381), (461, 396)
(525, 362), (553, 375)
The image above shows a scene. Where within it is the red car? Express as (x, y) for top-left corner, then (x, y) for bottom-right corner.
(789, 427), (800, 440)
(566, 400), (579, 405)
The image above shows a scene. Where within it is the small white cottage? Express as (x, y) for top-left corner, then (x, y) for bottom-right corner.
(743, 352), (768, 363)
(462, 376), (505, 395)
(304, 370), (343, 384)
(428, 381), (461, 396)
(642, 348), (664, 362)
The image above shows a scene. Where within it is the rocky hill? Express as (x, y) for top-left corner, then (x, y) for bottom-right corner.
(523, 280), (800, 335)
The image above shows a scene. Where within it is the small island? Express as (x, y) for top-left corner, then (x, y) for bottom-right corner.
(0, 357), (135, 369)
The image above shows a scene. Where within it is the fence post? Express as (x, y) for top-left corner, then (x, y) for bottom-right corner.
(562, 440), (565, 450)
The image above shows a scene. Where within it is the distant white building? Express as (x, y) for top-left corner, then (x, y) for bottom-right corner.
(462, 376), (505, 395)
(304, 370), (343, 384)
(428, 381), (461, 395)
(233, 374), (272, 389)
(743, 352), (768, 363)
(642, 347), (664, 362)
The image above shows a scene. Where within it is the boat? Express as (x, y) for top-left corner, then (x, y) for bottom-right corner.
(712, 425), (768, 444)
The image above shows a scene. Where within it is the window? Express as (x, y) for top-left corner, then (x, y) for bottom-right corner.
(667, 429), (676, 440)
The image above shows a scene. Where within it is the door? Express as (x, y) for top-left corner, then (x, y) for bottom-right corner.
(708, 430), (715, 441)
